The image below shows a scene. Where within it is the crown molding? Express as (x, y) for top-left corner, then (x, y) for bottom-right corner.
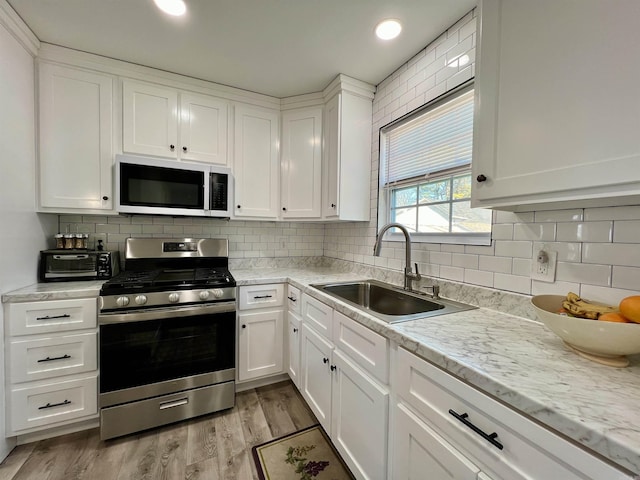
(0, 0), (39, 56)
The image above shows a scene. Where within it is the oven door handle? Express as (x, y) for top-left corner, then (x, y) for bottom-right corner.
(99, 301), (236, 324)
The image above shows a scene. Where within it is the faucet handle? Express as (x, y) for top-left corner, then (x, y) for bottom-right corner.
(414, 263), (421, 279)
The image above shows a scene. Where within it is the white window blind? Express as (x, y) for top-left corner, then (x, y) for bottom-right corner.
(383, 88), (474, 185)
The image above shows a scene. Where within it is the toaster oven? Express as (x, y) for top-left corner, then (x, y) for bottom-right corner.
(39, 250), (120, 282)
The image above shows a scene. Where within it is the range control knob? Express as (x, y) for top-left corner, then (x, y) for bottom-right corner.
(134, 295), (148, 305)
(199, 290), (210, 300)
(211, 288), (224, 299)
(116, 296), (130, 307)
(168, 293), (180, 303)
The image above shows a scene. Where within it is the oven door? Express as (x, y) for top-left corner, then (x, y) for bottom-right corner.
(99, 302), (235, 408)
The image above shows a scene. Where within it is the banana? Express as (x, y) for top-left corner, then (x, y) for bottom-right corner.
(562, 292), (619, 319)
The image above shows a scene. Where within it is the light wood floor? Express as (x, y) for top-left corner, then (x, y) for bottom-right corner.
(0, 380), (317, 480)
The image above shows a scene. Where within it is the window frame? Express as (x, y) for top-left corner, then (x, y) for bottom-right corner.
(377, 80), (492, 246)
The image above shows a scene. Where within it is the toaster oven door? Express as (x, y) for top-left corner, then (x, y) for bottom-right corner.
(41, 253), (97, 280)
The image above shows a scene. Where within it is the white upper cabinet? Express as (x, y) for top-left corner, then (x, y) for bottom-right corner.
(233, 104), (280, 219)
(38, 62), (114, 212)
(122, 79), (228, 165)
(322, 76), (374, 221)
(280, 107), (323, 218)
(472, 0), (640, 210)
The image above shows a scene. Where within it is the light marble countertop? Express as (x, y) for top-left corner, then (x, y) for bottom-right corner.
(3, 267), (639, 475)
(232, 267), (640, 476)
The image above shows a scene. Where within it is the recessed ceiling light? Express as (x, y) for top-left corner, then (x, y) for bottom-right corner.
(154, 0), (186, 16)
(375, 19), (402, 40)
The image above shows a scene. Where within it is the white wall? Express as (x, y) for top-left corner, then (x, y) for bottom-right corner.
(0, 5), (57, 460)
(324, 9), (640, 307)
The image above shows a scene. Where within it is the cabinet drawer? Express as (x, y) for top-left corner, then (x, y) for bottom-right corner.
(333, 311), (388, 384)
(9, 374), (98, 433)
(286, 284), (301, 314)
(395, 348), (631, 480)
(302, 294), (333, 339)
(9, 331), (97, 384)
(238, 284), (284, 310)
(8, 298), (97, 336)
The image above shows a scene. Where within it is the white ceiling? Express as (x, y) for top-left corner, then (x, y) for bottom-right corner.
(7, 0), (476, 98)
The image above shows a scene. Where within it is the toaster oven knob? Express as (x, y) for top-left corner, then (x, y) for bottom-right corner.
(134, 295), (148, 305)
(116, 296), (130, 307)
(211, 289), (224, 299)
(168, 293), (180, 303)
(199, 290), (210, 300)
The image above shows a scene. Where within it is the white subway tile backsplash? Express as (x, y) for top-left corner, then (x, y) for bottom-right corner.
(440, 265), (464, 281)
(96, 223), (120, 234)
(613, 220), (640, 243)
(494, 240), (532, 258)
(513, 223), (556, 241)
(556, 262), (611, 287)
(479, 255), (512, 273)
(579, 284), (640, 305)
(534, 209), (583, 223)
(494, 211), (535, 224)
(464, 269), (493, 287)
(533, 241), (582, 263)
(531, 280), (581, 297)
(585, 205), (640, 221)
(583, 243), (640, 267)
(494, 273), (531, 294)
(452, 253), (479, 269)
(430, 251), (452, 265)
(512, 258), (531, 277)
(612, 266), (640, 291)
(556, 221), (613, 242)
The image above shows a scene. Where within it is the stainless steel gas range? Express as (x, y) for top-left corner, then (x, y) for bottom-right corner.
(98, 237), (236, 440)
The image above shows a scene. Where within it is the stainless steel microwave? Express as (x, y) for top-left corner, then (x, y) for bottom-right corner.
(115, 154), (232, 217)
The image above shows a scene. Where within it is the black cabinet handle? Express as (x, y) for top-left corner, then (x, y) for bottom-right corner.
(37, 354), (71, 363)
(36, 314), (71, 321)
(170, 145), (175, 151)
(102, 196), (109, 201)
(323, 357), (329, 364)
(242, 324), (246, 329)
(38, 399), (71, 410)
(287, 296), (297, 302)
(253, 295), (273, 299)
(330, 365), (337, 371)
(476, 174), (487, 182)
(331, 203), (336, 208)
(449, 409), (503, 450)
(237, 205), (241, 209)
(293, 327), (298, 333)
(282, 207), (287, 211)
(182, 146), (187, 152)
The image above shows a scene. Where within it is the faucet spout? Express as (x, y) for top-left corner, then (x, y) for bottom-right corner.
(373, 223), (421, 291)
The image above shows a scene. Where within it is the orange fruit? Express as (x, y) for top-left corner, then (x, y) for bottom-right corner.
(619, 296), (640, 324)
(598, 312), (630, 323)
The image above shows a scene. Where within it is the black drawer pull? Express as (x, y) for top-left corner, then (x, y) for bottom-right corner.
(36, 314), (71, 321)
(330, 365), (337, 371)
(37, 354), (71, 363)
(449, 409), (503, 450)
(287, 296), (297, 302)
(38, 399), (71, 410)
(323, 357), (329, 364)
(293, 327), (298, 333)
(253, 295), (273, 299)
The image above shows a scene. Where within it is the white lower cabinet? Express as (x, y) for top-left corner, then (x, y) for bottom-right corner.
(392, 347), (633, 480)
(4, 297), (99, 435)
(300, 294), (389, 480)
(237, 284), (285, 382)
(393, 403), (480, 480)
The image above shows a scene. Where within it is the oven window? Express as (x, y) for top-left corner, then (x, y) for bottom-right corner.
(99, 311), (235, 393)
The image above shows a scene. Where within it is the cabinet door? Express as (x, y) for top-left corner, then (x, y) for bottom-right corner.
(122, 79), (178, 158)
(39, 63), (113, 210)
(473, 0), (640, 209)
(281, 107), (323, 218)
(180, 93), (228, 165)
(392, 403), (480, 480)
(287, 310), (301, 388)
(322, 94), (340, 218)
(233, 105), (280, 218)
(237, 309), (284, 381)
(300, 324), (333, 432)
(331, 350), (389, 480)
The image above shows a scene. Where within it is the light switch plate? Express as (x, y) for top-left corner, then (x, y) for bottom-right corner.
(531, 249), (557, 282)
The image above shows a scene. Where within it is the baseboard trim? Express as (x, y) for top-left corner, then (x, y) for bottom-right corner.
(235, 373), (290, 393)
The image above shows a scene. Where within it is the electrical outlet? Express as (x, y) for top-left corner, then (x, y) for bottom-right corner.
(531, 249), (557, 282)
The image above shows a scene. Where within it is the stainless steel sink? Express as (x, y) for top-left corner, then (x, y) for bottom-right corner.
(310, 279), (476, 324)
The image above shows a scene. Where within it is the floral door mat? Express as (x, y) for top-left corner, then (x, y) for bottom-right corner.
(252, 424), (355, 480)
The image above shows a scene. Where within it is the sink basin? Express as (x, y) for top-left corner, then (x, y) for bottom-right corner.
(310, 279), (476, 324)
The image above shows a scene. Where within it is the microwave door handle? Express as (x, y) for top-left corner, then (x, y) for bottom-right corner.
(53, 255), (90, 260)
(204, 170), (211, 214)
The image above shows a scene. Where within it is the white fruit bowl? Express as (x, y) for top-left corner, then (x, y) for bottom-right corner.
(531, 295), (640, 367)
